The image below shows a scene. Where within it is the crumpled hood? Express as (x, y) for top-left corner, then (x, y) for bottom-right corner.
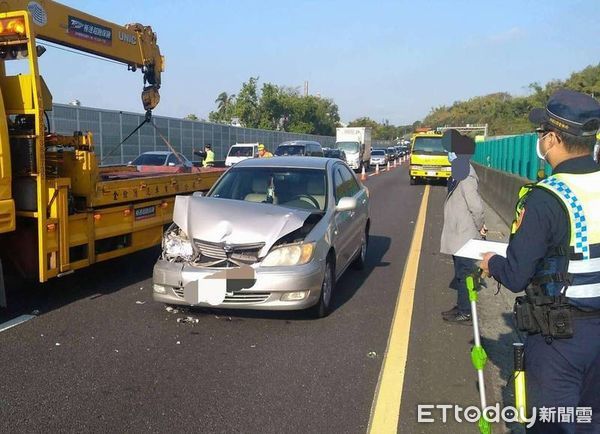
(172, 196), (312, 257)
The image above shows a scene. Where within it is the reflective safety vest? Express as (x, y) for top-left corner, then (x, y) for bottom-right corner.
(512, 171), (600, 310)
(203, 150), (215, 167)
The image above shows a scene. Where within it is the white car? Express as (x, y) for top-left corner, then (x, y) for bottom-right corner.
(225, 143), (259, 166)
(370, 149), (387, 166)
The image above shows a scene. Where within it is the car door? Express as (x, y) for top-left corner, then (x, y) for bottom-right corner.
(166, 153), (179, 166)
(332, 165), (354, 271)
(338, 164), (368, 259)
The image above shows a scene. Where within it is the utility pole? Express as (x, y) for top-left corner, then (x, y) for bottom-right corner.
(304, 81), (308, 97)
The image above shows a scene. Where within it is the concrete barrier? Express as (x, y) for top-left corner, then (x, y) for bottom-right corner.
(472, 162), (531, 227)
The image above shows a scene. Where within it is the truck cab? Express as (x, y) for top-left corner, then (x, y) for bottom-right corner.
(409, 131), (451, 185)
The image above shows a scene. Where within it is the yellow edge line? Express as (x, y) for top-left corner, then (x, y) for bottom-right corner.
(367, 184), (431, 434)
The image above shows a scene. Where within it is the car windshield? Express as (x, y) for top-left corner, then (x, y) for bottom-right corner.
(228, 146), (254, 157)
(372, 150), (385, 156)
(413, 137), (446, 154)
(209, 167), (327, 211)
(324, 149), (341, 158)
(336, 141), (359, 153)
(131, 154), (167, 166)
(275, 145), (305, 156)
(385, 148), (394, 154)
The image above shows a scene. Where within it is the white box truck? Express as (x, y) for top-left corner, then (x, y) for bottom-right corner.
(335, 127), (372, 171)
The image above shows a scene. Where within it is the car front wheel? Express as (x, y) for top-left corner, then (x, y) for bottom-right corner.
(311, 260), (334, 318)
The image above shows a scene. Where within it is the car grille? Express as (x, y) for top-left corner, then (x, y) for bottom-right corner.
(172, 287), (270, 304)
(193, 240), (265, 267)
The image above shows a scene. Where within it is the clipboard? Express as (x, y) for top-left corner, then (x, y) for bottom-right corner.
(454, 239), (508, 260)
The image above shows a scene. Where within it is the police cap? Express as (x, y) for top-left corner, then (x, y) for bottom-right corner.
(529, 89), (600, 137)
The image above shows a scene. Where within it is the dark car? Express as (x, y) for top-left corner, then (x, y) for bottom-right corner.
(385, 147), (397, 161)
(275, 140), (324, 157)
(323, 148), (347, 161)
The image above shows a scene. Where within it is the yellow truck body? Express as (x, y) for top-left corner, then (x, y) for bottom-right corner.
(0, 3), (222, 292)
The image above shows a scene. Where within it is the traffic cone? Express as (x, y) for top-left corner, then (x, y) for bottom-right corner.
(393, 159), (397, 168)
(361, 165), (366, 181)
(375, 163), (380, 175)
(387, 161), (390, 171)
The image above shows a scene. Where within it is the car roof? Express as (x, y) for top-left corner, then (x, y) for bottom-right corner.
(277, 140), (321, 147)
(139, 151), (173, 156)
(234, 156), (331, 169)
(231, 143), (258, 147)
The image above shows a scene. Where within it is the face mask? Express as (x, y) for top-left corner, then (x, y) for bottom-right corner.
(536, 137), (551, 161)
(448, 152), (457, 162)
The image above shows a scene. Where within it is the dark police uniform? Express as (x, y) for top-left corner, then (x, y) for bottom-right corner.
(488, 89), (600, 433)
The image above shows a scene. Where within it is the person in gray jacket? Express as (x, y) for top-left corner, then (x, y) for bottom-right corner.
(440, 130), (486, 324)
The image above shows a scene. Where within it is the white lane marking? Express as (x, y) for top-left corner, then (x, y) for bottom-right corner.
(0, 315), (36, 333)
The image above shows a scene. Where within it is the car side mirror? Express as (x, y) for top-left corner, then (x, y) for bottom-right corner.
(127, 161), (132, 165)
(336, 197), (357, 212)
(168, 162), (176, 166)
(193, 191), (205, 197)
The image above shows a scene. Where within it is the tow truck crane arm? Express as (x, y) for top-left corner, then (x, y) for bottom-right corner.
(0, 0), (164, 112)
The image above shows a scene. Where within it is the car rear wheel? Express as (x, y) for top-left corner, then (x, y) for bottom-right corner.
(351, 226), (369, 270)
(311, 260), (334, 318)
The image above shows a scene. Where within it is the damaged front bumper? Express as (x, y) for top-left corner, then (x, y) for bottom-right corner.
(152, 258), (325, 311)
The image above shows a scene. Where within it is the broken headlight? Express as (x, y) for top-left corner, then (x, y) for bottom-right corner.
(261, 242), (315, 267)
(162, 224), (195, 262)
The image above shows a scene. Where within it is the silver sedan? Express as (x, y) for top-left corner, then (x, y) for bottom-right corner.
(152, 157), (370, 317)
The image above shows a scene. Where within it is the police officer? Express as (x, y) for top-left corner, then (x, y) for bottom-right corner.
(481, 89), (600, 433)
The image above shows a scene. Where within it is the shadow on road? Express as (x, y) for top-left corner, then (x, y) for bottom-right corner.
(0, 246), (161, 322)
(480, 312), (526, 434)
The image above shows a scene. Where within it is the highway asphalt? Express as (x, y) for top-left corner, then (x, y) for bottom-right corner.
(0, 163), (475, 433)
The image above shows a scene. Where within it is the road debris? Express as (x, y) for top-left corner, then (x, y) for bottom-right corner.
(176, 316), (199, 324)
(55, 343), (61, 346)
(165, 306), (179, 314)
(367, 351), (378, 359)
(176, 341), (181, 345)
(135, 301), (146, 305)
(31, 310), (41, 316)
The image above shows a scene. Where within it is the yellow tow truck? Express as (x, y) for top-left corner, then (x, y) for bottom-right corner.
(408, 130), (451, 185)
(0, 1), (223, 305)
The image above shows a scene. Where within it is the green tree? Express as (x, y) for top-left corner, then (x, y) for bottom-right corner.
(420, 63), (600, 136)
(184, 114), (199, 121)
(234, 77), (260, 128)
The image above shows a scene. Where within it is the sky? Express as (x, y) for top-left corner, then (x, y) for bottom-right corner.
(30, 0), (600, 125)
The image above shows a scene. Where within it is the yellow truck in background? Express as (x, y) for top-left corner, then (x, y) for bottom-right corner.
(0, 1), (222, 306)
(408, 130), (451, 185)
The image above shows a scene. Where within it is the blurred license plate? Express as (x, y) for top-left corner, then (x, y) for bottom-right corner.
(427, 171), (436, 176)
(135, 205), (156, 220)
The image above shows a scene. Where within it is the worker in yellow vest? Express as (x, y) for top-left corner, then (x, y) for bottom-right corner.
(202, 144), (215, 167)
(258, 143), (273, 158)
